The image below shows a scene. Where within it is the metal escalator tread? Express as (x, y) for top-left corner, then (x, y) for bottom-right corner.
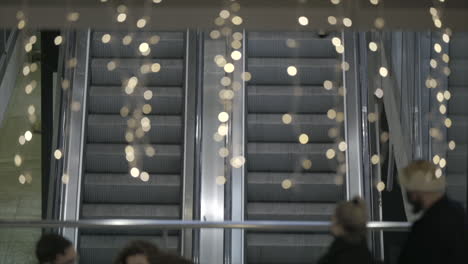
(247, 202), (334, 221)
(82, 204), (180, 219)
(247, 143), (337, 172)
(80, 235), (179, 264)
(248, 114), (335, 143)
(91, 58), (183, 86)
(248, 172), (342, 202)
(92, 32), (184, 58)
(86, 144), (181, 174)
(247, 233), (332, 264)
(247, 85), (338, 113)
(248, 58), (340, 85)
(446, 145), (466, 173)
(87, 115), (182, 144)
(83, 173), (180, 204)
(88, 86), (183, 114)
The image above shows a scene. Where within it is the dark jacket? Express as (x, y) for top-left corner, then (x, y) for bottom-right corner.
(317, 237), (374, 264)
(398, 195), (468, 264)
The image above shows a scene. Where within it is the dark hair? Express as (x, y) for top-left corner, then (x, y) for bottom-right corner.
(36, 233), (73, 264)
(334, 197), (368, 243)
(114, 240), (160, 264)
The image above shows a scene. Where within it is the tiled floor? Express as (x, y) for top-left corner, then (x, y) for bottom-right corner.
(0, 48), (42, 263)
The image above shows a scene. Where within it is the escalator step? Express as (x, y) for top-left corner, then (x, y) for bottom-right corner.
(87, 115), (182, 144)
(450, 33), (468, 59)
(446, 173), (467, 205)
(248, 58), (340, 85)
(80, 235), (179, 264)
(88, 86), (183, 115)
(446, 145), (466, 173)
(81, 204), (180, 219)
(449, 59), (468, 86)
(247, 114), (336, 143)
(92, 31), (184, 59)
(247, 32), (337, 58)
(247, 85), (338, 114)
(247, 143), (338, 172)
(447, 115), (468, 144)
(83, 173), (180, 204)
(91, 58), (183, 86)
(247, 202), (334, 221)
(247, 172), (343, 202)
(247, 233), (331, 264)
(85, 144), (181, 174)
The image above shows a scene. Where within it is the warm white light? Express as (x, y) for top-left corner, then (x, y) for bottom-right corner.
(282, 114), (292, 124)
(218, 112), (229, 122)
(374, 88), (384, 98)
(448, 140), (456, 150)
(302, 159), (312, 170)
(298, 16), (309, 26)
(231, 51), (242, 60)
(151, 63), (161, 73)
(19, 135), (26, 145)
(287, 66), (297, 76)
(139, 42), (150, 53)
(442, 34), (450, 43)
(323, 80), (333, 90)
(136, 18), (147, 28)
(25, 131), (33, 141)
(216, 176), (227, 185)
(54, 150), (63, 160)
(54, 36), (63, 46)
(343, 18), (352, 27)
(102, 34), (111, 43)
(299, 134), (309, 144)
(281, 179), (293, 189)
(369, 42), (378, 52)
(122, 35), (132, 45)
(379, 67), (388, 77)
(130, 168), (140, 177)
(144, 90), (153, 100)
(218, 124), (228, 136)
(224, 63), (235, 73)
(338, 141), (347, 152)
(218, 147), (229, 158)
(107, 61), (117, 71)
(371, 154), (380, 165)
(434, 43), (442, 53)
(220, 10), (230, 19)
(14, 154), (22, 167)
(377, 181), (386, 192)
(117, 13), (127, 23)
(328, 16), (337, 25)
(433, 155), (440, 164)
(140, 172), (150, 182)
(326, 149), (336, 159)
(331, 37), (341, 47)
(232, 16), (243, 25)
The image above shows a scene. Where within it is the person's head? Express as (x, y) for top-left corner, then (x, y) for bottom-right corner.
(36, 233), (77, 264)
(331, 197), (368, 243)
(399, 160), (446, 213)
(114, 240), (160, 264)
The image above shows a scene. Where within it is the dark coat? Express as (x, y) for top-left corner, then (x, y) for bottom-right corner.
(317, 237), (374, 264)
(398, 195), (468, 264)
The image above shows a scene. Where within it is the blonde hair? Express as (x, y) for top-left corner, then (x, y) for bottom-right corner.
(399, 160), (446, 192)
(334, 197), (368, 242)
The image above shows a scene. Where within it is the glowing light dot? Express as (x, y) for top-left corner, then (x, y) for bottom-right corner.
(302, 159), (312, 170)
(153, 0), (162, 3)
(130, 168), (140, 177)
(14, 154), (22, 167)
(224, 63), (235, 73)
(19, 136), (26, 145)
(442, 54), (450, 63)
(328, 16), (337, 25)
(434, 43), (442, 53)
(374, 18), (385, 29)
(327, 109), (337, 120)
(62, 174), (70, 184)
(140, 172), (150, 182)
(54, 150), (63, 160)
(144, 90), (153, 101)
(331, 0), (341, 5)
(215, 176), (227, 185)
(331, 37), (341, 47)
(370, 0), (379, 5)
(430, 59), (438, 68)
(218, 112), (230, 122)
(434, 19), (442, 28)
(343, 18), (352, 27)
(439, 104), (447, 114)
(218, 124), (228, 136)
(287, 66), (297, 76)
(18, 20), (26, 30)
(220, 10), (230, 19)
(23, 65), (30, 76)
(67, 12), (80, 22)
(377, 181), (386, 192)
(335, 45), (344, 54)
(151, 63), (161, 73)
(19, 174), (26, 184)
(281, 179), (293, 189)
(371, 154), (380, 165)
(25, 43), (32, 52)
(210, 30), (221, 39)
(443, 91), (451, 100)
(27, 105), (35, 115)
(379, 67), (388, 77)
(241, 72), (252, 81)
(448, 140), (456, 150)
(220, 77), (231, 87)
(326, 149), (336, 159)
(145, 146), (156, 157)
(233, 32), (243, 40)
(444, 118), (452, 128)
(374, 88), (384, 98)
(142, 104), (152, 114)
(439, 158), (447, 168)
(117, 13), (127, 23)
(231, 50), (242, 60)
(101, 34), (111, 44)
(230, 156), (246, 168)
(107, 61), (117, 71)
(437, 92), (444, 102)
(232, 16), (243, 25)
(139, 42), (150, 53)
(122, 35), (133, 45)
(338, 141), (347, 152)
(435, 168), (442, 178)
(218, 147), (229, 158)
(430, 7), (438, 17)
(323, 80), (333, 90)
(298, 16), (309, 26)
(299, 134), (309, 144)
(442, 34), (450, 43)
(380, 132), (389, 143)
(282, 114), (292, 124)
(25, 131), (32, 141)
(368, 42), (378, 52)
(137, 18), (147, 28)
(433, 155), (441, 164)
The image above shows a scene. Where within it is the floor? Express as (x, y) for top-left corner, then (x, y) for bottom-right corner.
(0, 40), (42, 263)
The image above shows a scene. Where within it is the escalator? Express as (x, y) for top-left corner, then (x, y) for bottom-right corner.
(244, 32), (345, 264)
(447, 33), (468, 207)
(76, 31), (188, 263)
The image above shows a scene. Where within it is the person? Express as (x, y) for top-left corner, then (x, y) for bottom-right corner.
(398, 160), (468, 264)
(36, 233), (77, 264)
(114, 240), (192, 264)
(317, 197), (374, 264)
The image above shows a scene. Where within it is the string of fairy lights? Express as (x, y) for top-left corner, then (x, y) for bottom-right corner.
(8, 0), (458, 193)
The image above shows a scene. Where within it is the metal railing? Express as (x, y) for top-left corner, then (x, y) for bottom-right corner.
(0, 219), (411, 231)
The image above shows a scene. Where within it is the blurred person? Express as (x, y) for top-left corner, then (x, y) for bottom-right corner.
(398, 160), (468, 264)
(36, 233), (77, 264)
(115, 240), (192, 264)
(317, 197), (374, 264)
